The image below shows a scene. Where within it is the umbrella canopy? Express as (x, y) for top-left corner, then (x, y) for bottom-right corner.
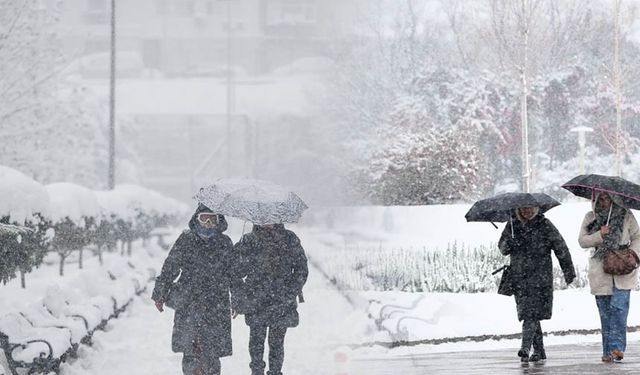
(193, 178), (308, 225)
(561, 174), (640, 210)
(465, 192), (561, 223)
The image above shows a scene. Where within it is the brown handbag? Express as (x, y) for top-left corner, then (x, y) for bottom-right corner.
(603, 246), (640, 275)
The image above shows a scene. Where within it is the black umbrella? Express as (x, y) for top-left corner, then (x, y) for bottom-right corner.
(465, 192), (561, 226)
(561, 174), (640, 210)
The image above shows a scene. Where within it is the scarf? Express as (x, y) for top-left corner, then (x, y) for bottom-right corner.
(587, 200), (627, 259)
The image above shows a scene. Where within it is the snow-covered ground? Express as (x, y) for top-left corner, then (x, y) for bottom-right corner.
(58, 257), (371, 375)
(4, 202), (640, 374)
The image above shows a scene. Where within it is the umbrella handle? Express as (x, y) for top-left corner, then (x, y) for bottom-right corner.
(510, 217), (514, 238)
(606, 205), (613, 226)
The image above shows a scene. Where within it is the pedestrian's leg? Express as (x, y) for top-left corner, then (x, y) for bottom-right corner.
(531, 321), (545, 360)
(182, 355), (198, 375)
(596, 295), (612, 360)
(249, 325), (268, 375)
(266, 326), (287, 375)
(201, 356), (221, 375)
(610, 287), (630, 358)
(520, 320), (536, 359)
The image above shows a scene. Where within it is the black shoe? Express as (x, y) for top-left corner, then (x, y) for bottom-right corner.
(518, 348), (530, 363)
(529, 350), (546, 362)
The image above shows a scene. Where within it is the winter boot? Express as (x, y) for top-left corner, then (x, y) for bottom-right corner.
(517, 348), (530, 363)
(612, 350), (624, 363)
(529, 349), (546, 362)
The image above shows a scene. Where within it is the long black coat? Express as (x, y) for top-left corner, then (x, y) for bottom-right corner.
(232, 225), (308, 328)
(151, 213), (234, 357)
(498, 214), (575, 322)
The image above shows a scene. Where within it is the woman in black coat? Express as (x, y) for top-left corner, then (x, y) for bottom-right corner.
(498, 207), (576, 363)
(152, 204), (234, 375)
(233, 224), (308, 375)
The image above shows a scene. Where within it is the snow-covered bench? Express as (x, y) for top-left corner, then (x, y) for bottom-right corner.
(20, 303), (88, 349)
(43, 285), (105, 336)
(0, 313), (74, 375)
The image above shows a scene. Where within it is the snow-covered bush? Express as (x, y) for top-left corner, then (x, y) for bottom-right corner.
(0, 166), (51, 285)
(323, 243), (588, 293)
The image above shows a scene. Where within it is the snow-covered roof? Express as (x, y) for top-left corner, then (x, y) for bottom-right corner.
(45, 183), (102, 224)
(0, 165), (50, 223)
(88, 76), (319, 117)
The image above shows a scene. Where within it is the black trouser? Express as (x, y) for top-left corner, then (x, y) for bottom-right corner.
(521, 320), (544, 353)
(182, 355), (221, 375)
(249, 325), (287, 375)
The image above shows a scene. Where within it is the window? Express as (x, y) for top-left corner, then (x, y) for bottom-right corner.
(175, 0), (195, 16)
(85, 0), (108, 24)
(156, 0), (168, 15)
(266, 0), (317, 26)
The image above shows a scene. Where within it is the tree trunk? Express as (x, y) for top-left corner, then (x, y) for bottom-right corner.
(127, 241), (132, 257)
(98, 244), (103, 265)
(614, 0), (623, 176)
(79, 247), (84, 269)
(59, 254), (66, 276)
(20, 270), (26, 289)
(521, 0), (531, 193)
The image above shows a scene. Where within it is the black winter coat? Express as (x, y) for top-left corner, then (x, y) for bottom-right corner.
(498, 214), (576, 322)
(151, 213), (234, 357)
(233, 225), (308, 328)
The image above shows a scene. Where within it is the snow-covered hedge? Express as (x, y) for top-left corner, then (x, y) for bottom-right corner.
(316, 242), (589, 293)
(0, 164), (188, 285)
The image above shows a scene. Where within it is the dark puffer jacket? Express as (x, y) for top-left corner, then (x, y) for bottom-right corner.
(151, 207), (234, 357)
(498, 213), (576, 322)
(233, 225), (308, 328)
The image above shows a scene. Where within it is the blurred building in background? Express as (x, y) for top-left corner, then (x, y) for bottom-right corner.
(49, 0), (353, 204)
(54, 0), (355, 76)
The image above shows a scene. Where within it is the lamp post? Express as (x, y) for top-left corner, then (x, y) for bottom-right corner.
(570, 126), (593, 175)
(108, 0), (116, 189)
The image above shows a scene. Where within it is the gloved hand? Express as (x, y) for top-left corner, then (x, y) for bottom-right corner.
(155, 300), (164, 312)
(564, 274), (576, 285)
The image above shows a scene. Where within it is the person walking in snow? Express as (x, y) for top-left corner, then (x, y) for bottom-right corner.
(152, 204), (235, 375)
(232, 224), (308, 375)
(578, 192), (640, 363)
(499, 206), (576, 363)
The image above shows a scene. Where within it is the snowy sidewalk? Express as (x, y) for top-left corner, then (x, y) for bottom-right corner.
(351, 341), (640, 374)
(59, 261), (371, 374)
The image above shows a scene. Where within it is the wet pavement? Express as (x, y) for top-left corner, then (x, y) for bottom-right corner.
(350, 342), (640, 374)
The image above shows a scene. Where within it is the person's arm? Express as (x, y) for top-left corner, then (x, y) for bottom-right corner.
(288, 232), (309, 300)
(229, 235), (252, 314)
(626, 212), (640, 256)
(548, 220), (576, 284)
(578, 212), (604, 249)
(498, 222), (514, 255)
(151, 233), (187, 311)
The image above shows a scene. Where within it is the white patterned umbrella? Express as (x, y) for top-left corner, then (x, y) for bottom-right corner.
(193, 179), (308, 225)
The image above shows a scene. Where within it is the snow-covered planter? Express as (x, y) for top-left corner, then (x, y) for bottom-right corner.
(45, 183), (102, 276)
(0, 165), (51, 285)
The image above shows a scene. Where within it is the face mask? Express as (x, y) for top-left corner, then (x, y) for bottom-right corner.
(195, 225), (217, 238)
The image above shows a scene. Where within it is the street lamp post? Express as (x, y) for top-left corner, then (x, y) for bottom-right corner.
(570, 126), (593, 175)
(108, 0), (116, 189)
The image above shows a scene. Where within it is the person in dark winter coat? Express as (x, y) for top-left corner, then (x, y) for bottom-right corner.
(232, 223), (308, 375)
(498, 207), (576, 363)
(152, 204), (235, 375)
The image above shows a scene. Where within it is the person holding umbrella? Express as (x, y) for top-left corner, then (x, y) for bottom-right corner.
(151, 204), (235, 375)
(193, 179), (309, 375)
(232, 223), (308, 375)
(467, 192), (575, 363)
(498, 205), (575, 363)
(564, 175), (640, 363)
